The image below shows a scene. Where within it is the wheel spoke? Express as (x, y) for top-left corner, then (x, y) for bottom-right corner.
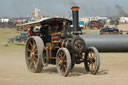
(60, 55), (63, 60)
(93, 63), (96, 70)
(90, 63), (93, 70)
(32, 43), (36, 51)
(29, 61), (34, 68)
(28, 56), (32, 60)
(63, 54), (66, 59)
(92, 52), (96, 59)
(34, 48), (37, 52)
(90, 50), (93, 58)
(58, 53), (62, 59)
(29, 41), (33, 48)
(60, 64), (63, 70)
(27, 48), (32, 52)
(93, 54), (96, 60)
(88, 52), (91, 58)
(59, 51), (66, 72)
(59, 51), (63, 56)
(63, 60), (67, 63)
(91, 53), (94, 58)
(61, 65), (64, 72)
(35, 53), (38, 56)
(62, 65), (66, 72)
(33, 60), (37, 68)
(89, 64), (91, 70)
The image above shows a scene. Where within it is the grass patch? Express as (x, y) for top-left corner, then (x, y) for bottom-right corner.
(0, 28), (21, 42)
(8, 43), (25, 48)
(82, 29), (99, 34)
(0, 28), (24, 48)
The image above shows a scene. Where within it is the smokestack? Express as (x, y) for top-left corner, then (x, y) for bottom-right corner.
(71, 6), (81, 35)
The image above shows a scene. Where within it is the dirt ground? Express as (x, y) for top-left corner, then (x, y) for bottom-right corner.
(0, 24), (128, 85)
(0, 47), (128, 85)
(118, 24), (128, 31)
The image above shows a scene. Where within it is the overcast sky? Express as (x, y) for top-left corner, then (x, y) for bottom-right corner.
(0, 0), (128, 17)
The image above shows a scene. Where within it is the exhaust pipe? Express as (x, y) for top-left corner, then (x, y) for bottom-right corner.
(71, 6), (82, 35)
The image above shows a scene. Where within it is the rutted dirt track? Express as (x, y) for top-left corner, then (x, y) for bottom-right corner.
(0, 47), (128, 85)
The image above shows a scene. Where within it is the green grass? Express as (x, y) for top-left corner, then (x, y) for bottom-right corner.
(0, 28), (24, 48)
(0, 28), (20, 42)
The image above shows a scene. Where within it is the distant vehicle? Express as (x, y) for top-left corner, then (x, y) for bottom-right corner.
(8, 32), (28, 43)
(97, 19), (106, 25)
(110, 19), (119, 25)
(16, 24), (23, 31)
(88, 20), (104, 29)
(108, 17), (120, 25)
(100, 26), (119, 35)
(79, 21), (85, 29)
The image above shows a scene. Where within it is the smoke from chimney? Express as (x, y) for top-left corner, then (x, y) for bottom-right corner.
(115, 4), (128, 17)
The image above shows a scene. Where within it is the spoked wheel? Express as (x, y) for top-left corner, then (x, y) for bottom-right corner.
(84, 47), (100, 75)
(56, 48), (71, 77)
(25, 36), (44, 73)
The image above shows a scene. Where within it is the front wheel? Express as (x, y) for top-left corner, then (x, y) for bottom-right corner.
(56, 48), (71, 77)
(84, 47), (100, 75)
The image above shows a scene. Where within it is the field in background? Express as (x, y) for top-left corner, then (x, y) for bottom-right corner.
(0, 28), (25, 48)
(0, 24), (128, 47)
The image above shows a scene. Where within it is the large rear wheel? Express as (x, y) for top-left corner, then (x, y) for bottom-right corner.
(84, 47), (100, 75)
(56, 48), (71, 77)
(25, 36), (44, 73)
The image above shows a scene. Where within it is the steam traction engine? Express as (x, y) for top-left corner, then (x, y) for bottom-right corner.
(24, 7), (100, 76)
(24, 6), (128, 77)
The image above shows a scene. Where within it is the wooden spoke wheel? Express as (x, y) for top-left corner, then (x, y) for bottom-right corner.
(84, 47), (100, 75)
(56, 48), (71, 77)
(25, 36), (44, 73)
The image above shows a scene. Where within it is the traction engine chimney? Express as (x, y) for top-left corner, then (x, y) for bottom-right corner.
(71, 6), (82, 35)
